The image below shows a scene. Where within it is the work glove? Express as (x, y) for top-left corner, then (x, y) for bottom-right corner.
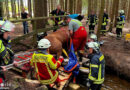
(86, 79), (93, 88)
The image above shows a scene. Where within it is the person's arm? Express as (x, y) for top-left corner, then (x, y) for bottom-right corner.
(69, 21), (74, 36)
(48, 56), (64, 70)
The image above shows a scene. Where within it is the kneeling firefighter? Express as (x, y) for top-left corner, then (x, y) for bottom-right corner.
(0, 20), (15, 84)
(86, 42), (105, 90)
(30, 39), (64, 86)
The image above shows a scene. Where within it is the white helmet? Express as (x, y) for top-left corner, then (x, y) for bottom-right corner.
(119, 10), (124, 14)
(0, 20), (15, 33)
(87, 42), (99, 52)
(38, 39), (51, 49)
(90, 34), (97, 41)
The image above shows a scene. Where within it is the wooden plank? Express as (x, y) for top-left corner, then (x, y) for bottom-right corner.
(69, 83), (80, 90)
(12, 26), (62, 44)
(10, 15), (67, 23)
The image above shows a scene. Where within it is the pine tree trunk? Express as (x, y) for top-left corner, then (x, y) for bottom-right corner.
(94, 0), (97, 13)
(5, 0), (9, 19)
(109, 0), (116, 32)
(28, 0), (32, 17)
(51, 0), (53, 11)
(69, 0), (73, 14)
(128, 0), (130, 22)
(114, 0), (119, 26)
(88, 0), (92, 15)
(65, 0), (68, 12)
(77, 0), (82, 14)
(20, 0), (24, 11)
(106, 0), (109, 13)
(17, 0), (21, 18)
(0, 1), (3, 17)
(97, 0), (105, 40)
(34, 0), (47, 29)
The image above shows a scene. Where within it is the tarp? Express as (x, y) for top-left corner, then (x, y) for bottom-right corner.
(64, 42), (80, 75)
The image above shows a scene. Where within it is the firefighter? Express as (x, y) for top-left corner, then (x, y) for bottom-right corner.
(101, 9), (109, 35)
(116, 10), (125, 39)
(86, 42), (105, 90)
(66, 16), (87, 62)
(50, 5), (65, 32)
(87, 11), (98, 34)
(0, 20), (16, 84)
(30, 39), (64, 86)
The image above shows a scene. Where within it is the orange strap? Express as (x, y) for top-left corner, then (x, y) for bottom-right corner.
(59, 72), (72, 82)
(63, 63), (78, 73)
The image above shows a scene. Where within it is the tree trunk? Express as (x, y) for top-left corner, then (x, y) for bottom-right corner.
(28, 0), (32, 17)
(0, 1), (3, 17)
(34, 0), (47, 29)
(60, 0), (64, 10)
(65, 0), (68, 12)
(109, 0), (116, 32)
(69, 0), (73, 14)
(5, 0), (9, 19)
(128, 0), (130, 22)
(17, 0), (21, 18)
(114, 0), (119, 26)
(88, 0), (92, 15)
(94, 0), (98, 13)
(11, 0), (15, 18)
(97, 0), (105, 40)
(20, 0), (24, 11)
(77, 0), (82, 14)
(106, 0), (109, 13)
(51, 0), (53, 11)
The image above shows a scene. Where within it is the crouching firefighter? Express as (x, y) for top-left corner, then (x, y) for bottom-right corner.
(86, 42), (105, 90)
(30, 39), (64, 87)
(0, 20), (15, 84)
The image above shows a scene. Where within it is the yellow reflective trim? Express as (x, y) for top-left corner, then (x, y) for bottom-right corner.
(8, 40), (11, 43)
(39, 72), (58, 84)
(91, 64), (99, 68)
(89, 75), (96, 81)
(57, 61), (61, 65)
(99, 55), (104, 62)
(71, 19), (82, 26)
(0, 40), (5, 53)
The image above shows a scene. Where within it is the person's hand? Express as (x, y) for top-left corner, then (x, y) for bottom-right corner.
(86, 82), (91, 87)
(1, 66), (6, 71)
(59, 56), (63, 59)
(13, 61), (18, 66)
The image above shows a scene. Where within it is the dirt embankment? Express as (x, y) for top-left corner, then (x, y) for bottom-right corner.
(101, 36), (130, 81)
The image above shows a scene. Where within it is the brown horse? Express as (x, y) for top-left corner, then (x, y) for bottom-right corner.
(45, 27), (70, 58)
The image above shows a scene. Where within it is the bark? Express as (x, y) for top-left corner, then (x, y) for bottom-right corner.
(20, 0), (24, 12)
(109, 0), (116, 32)
(97, 0), (105, 40)
(128, 0), (130, 22)
(114, 0), (119, 27)
(28, 0), (32, 17)
(69, 0), (73, 14)
(5, 0), (9, 19)
(0, 1), (3, 17)
(65, 0), (68, 12)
